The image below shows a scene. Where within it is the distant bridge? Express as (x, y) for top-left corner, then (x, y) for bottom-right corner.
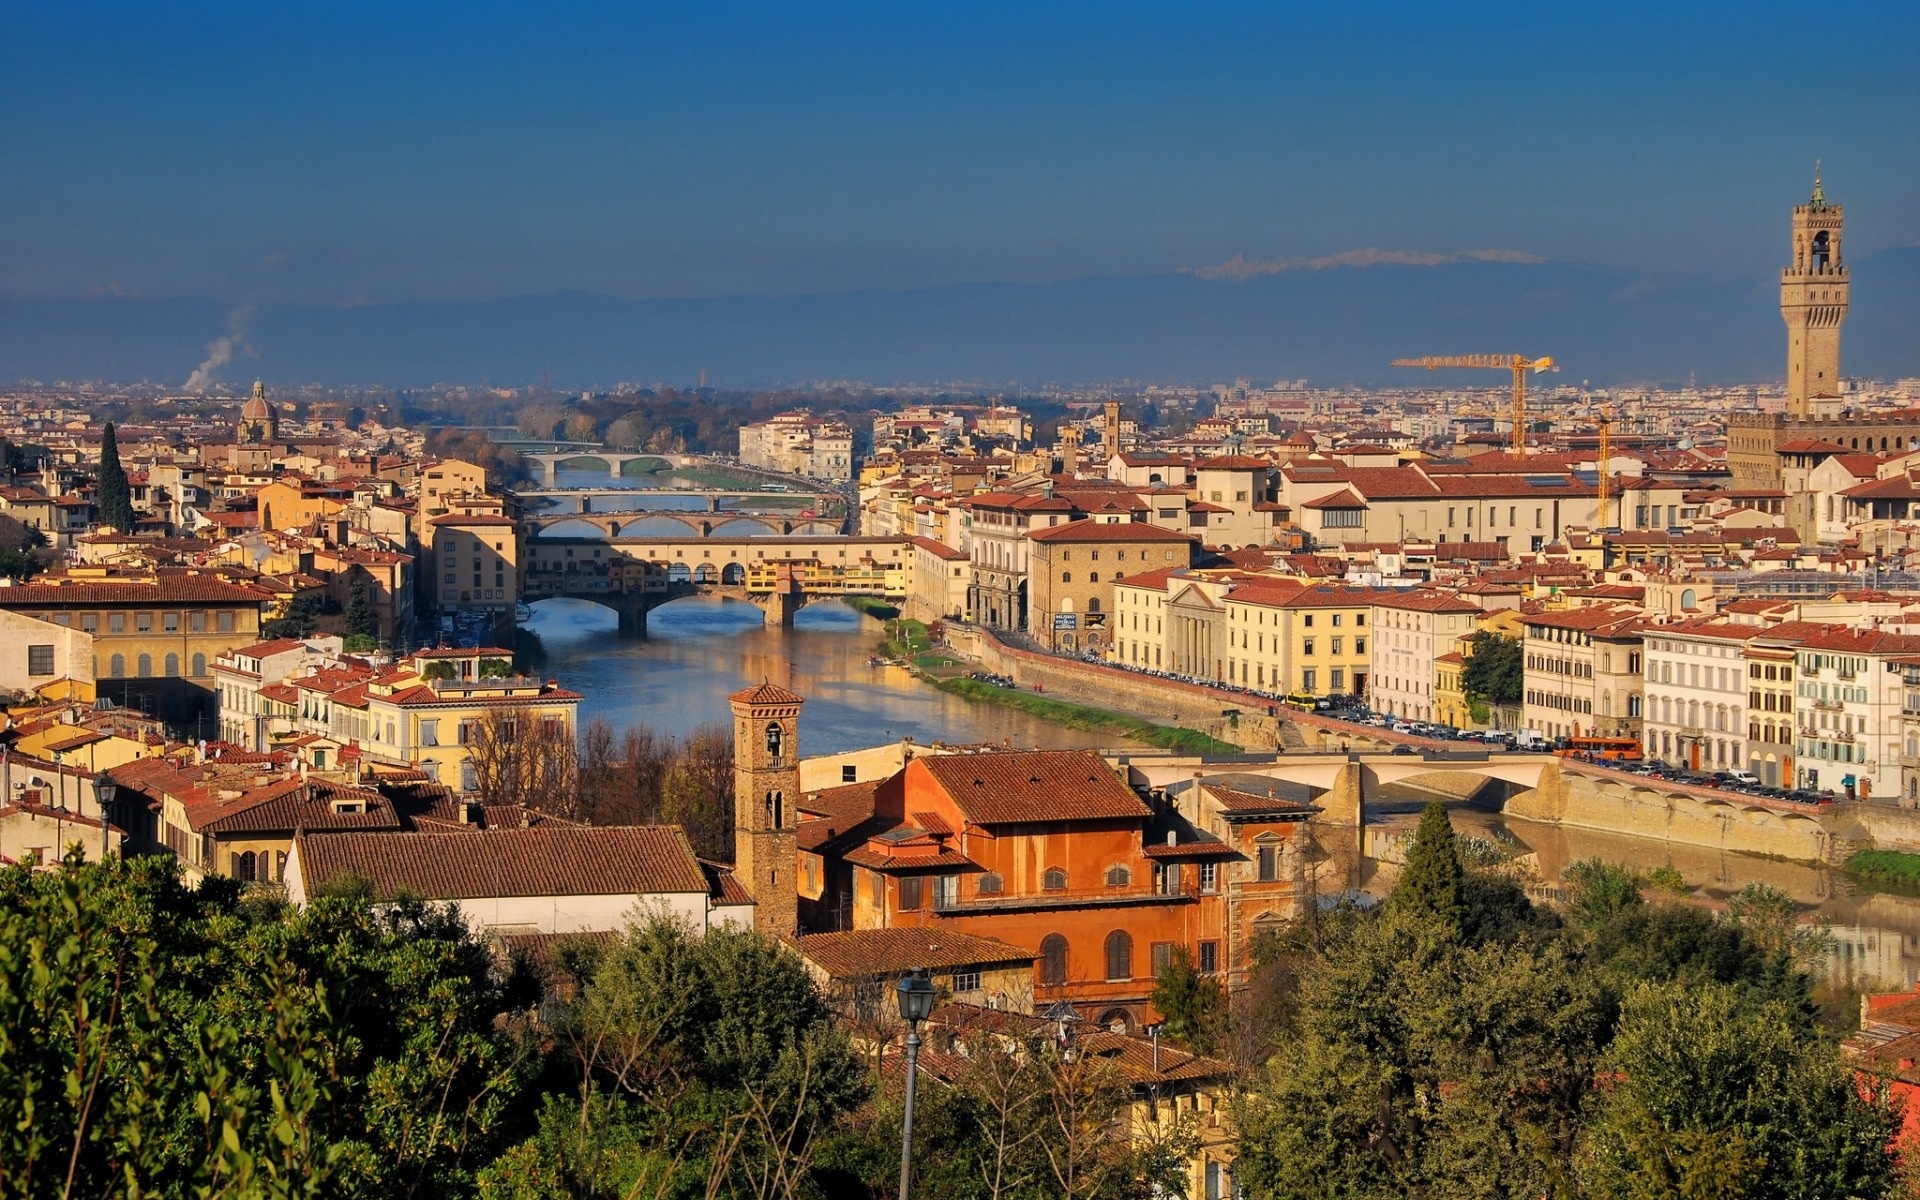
(523, 533), (910, 634)
(520, 450), (677, 483)
(516, 486), (841, 515)
(525, 510), (849, 538)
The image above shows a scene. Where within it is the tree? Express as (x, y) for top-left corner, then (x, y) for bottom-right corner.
(1150, 945), (1226, 1053)
(344, 578), (376, 639)
(464, 706), (579, 808)
(1460, 630), (1522, 707)
(0, 514), (47, 580)
(96, 421), (134, 532)
(1387, 801), (1464, 932)
(263, 594), (321, 639)
(1578, 982), (1899, 1200)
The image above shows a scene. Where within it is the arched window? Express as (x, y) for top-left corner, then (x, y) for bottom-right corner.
(1089, 572), (1099, 583)
(1104, 931), (1133, 981)
(1043, 867), (1067, 891)
(108, 654), (125, 678)
(976, 871), (1004, 896)
(191, 652), (206, 677)
(1061, 572), (1072, 583)
(1104, 864), (1131, 888)
(1680, 589), (1697, 609)
(234, 851), (256, 882)
(1088, 597), (1101, 613)
(765, 722), (783, 758)
(136, 653), (153, 678)
(164, 653), (180, 677)
(1628, 694), (1642, 718)
(766, 790), (783, 827)
(1040, 934), (1068, 986)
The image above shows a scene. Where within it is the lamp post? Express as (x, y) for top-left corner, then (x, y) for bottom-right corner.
(93, 774), (118, 861)
(894, 967), (935, 1200)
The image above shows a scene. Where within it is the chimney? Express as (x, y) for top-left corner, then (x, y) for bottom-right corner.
(1150, 1023), (1161, 1074)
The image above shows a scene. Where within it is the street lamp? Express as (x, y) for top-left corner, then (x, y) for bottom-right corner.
(895, 967), (936, 1200)
(93, 774), (118, 861)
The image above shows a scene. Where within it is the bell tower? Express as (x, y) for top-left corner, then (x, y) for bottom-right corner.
(729, 681), (803, 936)
(1781, 164), (1848, 417)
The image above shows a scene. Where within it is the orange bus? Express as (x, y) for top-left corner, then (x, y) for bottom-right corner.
(1555, 736), (1643, 763)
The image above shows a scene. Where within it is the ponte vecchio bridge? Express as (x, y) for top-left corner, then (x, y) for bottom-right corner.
(522, 531), (910, 634)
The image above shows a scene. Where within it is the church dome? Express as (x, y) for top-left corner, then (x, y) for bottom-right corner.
(241, 380), (275, 422)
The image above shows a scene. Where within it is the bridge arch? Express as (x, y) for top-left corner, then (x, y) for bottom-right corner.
(709, 516), (780, 537)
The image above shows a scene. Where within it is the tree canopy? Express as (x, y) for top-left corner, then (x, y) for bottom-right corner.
(96, 422), (135, 532)
(1460, 630), (1523, 707)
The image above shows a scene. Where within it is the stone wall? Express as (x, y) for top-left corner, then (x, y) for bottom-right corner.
(1506, 764), (1835, 863)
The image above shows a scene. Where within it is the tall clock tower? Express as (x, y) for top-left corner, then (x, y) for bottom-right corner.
(1782, 165), (1848, 417)
(729, 681), (803, 935)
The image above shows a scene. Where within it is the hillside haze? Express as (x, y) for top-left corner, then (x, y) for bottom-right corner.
(4, 249), (1915, 389)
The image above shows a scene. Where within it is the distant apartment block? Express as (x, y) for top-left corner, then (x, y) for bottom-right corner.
(737, 411), (854, 481)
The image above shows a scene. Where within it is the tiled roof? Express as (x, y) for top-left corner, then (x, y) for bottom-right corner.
(1027, 519), (1196, 544)
(916, 750), (1148, 825)
(0, 577), (270, 605)
(792, 928), (1037, 977)
(729, 681), (806, 706)
(295, 825), (709, 900)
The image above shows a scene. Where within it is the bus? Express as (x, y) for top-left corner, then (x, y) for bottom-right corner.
(1554, 736), (1643, 763)
(1283, 692), (1319, 713)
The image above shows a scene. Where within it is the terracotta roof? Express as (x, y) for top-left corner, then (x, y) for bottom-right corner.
(1193, 456), (1272, 470)
(0, 577), (269, 605)
(1301, 489), (1367, 510)
(915, 750), (1148, 825)
(729, 681), (806, 706)
(792, 928), (1037, 977)
(908, 536), (969, 561)
(1027, 518), (1196, 545)
(295, 825), (709, 900)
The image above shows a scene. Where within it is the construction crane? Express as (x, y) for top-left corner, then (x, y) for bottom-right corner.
(1392, 354), (1556, 455)
(1596, 406), (1614, 529)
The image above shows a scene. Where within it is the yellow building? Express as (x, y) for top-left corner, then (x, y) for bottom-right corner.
(254, 479), (349, 534)
(1220, 582), (1399, 698)
(0, 569), (269, 731)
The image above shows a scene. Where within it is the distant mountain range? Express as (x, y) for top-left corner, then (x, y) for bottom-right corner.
(3, 248), (1915, 390)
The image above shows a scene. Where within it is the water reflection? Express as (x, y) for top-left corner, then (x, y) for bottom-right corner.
(526, 596), (1141, 759)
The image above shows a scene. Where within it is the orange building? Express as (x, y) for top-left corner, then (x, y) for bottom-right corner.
(796, 745), (1240, 1031)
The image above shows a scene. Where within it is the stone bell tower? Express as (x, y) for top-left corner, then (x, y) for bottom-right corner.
(1782, 164), (1848, 417)
(729, 681), (803, 935)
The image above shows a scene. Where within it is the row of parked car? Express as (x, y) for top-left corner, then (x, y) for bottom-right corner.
(1593, 761), (1836, 806)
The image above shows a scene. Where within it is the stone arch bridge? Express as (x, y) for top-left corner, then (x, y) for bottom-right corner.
(1120, 752), (1841, 863)
(523, 533), (910, 634)
(524, 511), (848, 539)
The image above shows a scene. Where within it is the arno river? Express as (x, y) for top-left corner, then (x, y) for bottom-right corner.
(526, 467), (1920, 988)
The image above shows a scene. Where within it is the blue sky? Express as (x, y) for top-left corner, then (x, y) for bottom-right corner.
(3, 1), (1915, 304)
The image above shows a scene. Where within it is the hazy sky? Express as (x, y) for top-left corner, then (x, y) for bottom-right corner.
(4, 1), (1916, 305)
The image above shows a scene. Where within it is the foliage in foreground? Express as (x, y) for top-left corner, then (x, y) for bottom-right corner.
(1233, 802), (1901, 1200)
(1845, 849), (1920, 891)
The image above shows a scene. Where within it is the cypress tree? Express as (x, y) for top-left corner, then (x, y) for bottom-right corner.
(96, 422), (135, 532)
(1388, 800), (1464, 931)
(345, 578), (375, 638)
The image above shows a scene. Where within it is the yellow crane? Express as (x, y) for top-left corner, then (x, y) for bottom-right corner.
(1392, 354), (1557, 455)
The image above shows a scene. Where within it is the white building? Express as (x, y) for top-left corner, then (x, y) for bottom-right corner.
(737, 412), (855, 481)
(284, 825), (754, 935)
(0, 609), (92, 699)
(1791, 627), (1920, 800)
(1641, 620), (1763, 774)
(1368, 591), (1481, 722)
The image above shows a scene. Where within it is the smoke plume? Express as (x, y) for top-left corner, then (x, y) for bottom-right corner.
(184, 305), (257, 392)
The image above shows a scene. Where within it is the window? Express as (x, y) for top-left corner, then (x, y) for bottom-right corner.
(1199, 941), (1218, 973)
(1043, 867), (1067, 891)
(163, 612), (180, 633)
(933, 875), (959, 909)
(1151, 942), (1175, 976)
(1258, 845), (1278, 882)
(217, 612), (235, 632)
(871, 871), (886, 910)
(1331, 637), (1343, 655)
(1303, 615), (1314, 628)
(420, 720), (439, 746)
(136, 653), (153, 678)
(1303, 638), (1316, 656)
(191, 652), (206, 677)
(459, 761), (478, 791)
(1155, 863), (1182, 895)
(164, 653), (180, 677)
(898, 876), (924, 911)
(136, 613), (153, 633)
(1061, 572), (1072, 583)
(1199, 862), (1218, 893)
(109, 614), (125, 634)
(108, 653), (125, 678)
(1105, 864), (1131, 887)
(976, 871), (1004, 896)
(951, 968), (981, 994)
(81, 614), (98, 633)
(27, 645), (54, 677)
(1040, 934), (1069, 986)
(1104, 931), (1133, 981)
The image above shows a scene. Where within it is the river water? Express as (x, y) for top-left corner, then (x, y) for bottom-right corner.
(525, 596), (1140, 758)
(523, 471), (1920, 991)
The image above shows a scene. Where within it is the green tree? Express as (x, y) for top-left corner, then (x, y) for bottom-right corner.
(263, 594), (321, 639)
(1578, 982), (1899, 1200)
(1563, 857), (1645, 932)
(1150, 944), (1226, 1053)
(1388, 801), (1465, 932)
(345, 578), (376, 638)
(96, 421), (135, 531)
(1460, 630), (1522, 707)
